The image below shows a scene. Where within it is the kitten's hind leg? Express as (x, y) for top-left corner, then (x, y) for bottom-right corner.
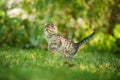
(64, 56), (75, 67)
(65, 56), (73, 61)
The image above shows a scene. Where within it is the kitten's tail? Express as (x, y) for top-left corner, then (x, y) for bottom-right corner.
(76, 32), (95, 47)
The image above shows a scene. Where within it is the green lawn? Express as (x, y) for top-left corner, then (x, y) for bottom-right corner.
(0, 48), (120, 80)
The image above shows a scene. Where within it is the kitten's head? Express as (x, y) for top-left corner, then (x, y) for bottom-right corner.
(43, 23), (58, 35)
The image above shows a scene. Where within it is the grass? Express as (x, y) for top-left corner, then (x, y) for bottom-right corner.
(0, 48), (120, 80)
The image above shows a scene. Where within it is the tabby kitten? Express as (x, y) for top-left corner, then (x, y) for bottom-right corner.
(43, 23), (95, 60)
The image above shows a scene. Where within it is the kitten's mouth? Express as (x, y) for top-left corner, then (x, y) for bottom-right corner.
(43, 29), (45, 32)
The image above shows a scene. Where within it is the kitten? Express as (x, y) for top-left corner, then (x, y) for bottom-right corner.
(43, 23), (95, 60)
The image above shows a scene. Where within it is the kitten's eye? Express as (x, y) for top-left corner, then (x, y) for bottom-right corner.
(45, 29), (48, 31)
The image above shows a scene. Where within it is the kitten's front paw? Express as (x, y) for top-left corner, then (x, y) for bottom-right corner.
(50, 51), (56, 55)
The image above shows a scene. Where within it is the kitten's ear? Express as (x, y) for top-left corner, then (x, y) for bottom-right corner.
(50, 22), (54, 27)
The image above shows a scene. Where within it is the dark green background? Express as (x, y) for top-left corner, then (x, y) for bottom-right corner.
(0, 0), (120, 53)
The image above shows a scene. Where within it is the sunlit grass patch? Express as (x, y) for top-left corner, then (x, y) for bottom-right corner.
(0, 48), (120, 80)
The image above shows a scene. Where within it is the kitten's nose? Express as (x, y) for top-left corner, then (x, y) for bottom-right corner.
(43, 29), (45, 32)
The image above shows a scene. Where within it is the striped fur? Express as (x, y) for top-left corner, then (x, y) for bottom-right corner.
(43, 23), (95, 59)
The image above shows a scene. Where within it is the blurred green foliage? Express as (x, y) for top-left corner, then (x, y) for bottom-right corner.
(0, 0), (120, 53)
